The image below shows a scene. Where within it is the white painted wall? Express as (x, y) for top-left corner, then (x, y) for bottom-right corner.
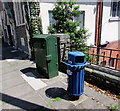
(40, 3), (55, 34)
(77, 3), (97, 45)
(40, 2), (96, 45)
(39, 2), (119, 46)
(101, 2), (119, 44)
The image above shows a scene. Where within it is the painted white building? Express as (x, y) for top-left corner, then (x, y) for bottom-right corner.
(39, 1), (120, 46)
(101, 2), (119, 44)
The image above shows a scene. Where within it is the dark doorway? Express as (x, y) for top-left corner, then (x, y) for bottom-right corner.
(7, 25), (13, 46)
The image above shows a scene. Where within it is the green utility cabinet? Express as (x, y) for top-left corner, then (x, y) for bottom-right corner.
(33, 34), (58, 78)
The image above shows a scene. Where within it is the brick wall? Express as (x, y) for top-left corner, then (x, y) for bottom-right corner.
(100, 40), (120, 70)
(88, 40), (120, 70)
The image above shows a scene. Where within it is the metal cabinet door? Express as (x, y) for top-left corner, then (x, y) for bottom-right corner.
(34, 39), (48, 75)
(46, 36), (58, 78)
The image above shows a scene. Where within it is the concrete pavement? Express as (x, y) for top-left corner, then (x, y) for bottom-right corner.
(0, 42), (119, 110)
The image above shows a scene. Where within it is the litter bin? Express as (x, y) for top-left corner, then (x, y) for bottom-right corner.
(64, 51), (87, 98)
(33, 34), (58, 78)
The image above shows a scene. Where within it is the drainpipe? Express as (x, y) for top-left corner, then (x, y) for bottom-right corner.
(95, 1), (103, 64)
(25, 2), (34, 59)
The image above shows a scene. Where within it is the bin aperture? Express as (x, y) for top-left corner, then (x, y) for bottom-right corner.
(64, 51), (87, 100)
(75, 56), (84, 63)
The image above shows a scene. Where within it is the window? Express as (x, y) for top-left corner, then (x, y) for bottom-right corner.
(73, 11), (85, 28)
(49, 11), (56, 27)
(48, 11), (85, 28)
(109, 58), (114, 67)
(111, 1), (120, 17)
(13, 2), (25, 26)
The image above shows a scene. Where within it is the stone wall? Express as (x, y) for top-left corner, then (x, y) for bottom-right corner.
(52, 34), (70, 61)
(15, 25), (29, 54)
(85, 67), (120, 94)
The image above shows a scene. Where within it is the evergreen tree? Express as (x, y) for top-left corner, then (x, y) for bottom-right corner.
(48, 1), (90, 51)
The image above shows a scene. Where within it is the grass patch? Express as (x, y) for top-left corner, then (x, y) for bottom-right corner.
(108, 104), (119, 111)
(46, 97), (63, 107)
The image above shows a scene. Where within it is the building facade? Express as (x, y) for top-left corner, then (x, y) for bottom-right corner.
(0, 1), (31, 55)
(40, 1), (120, 45)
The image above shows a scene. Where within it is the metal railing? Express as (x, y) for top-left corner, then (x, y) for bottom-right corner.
(83, 46), (120, 71)
(60, 43), (120, 71)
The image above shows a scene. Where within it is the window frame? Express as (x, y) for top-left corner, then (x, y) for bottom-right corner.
(13, 2), (26, 26)
(48, 10), (85, 28)
(48, 10), (56, 28)
(110, 0), (120, 19)
(73, 11), (85, 29)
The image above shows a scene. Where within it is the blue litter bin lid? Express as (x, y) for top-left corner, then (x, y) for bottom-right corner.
(68, 51), (85, 56)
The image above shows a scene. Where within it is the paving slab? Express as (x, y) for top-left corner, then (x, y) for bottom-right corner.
(51, 99), (75, 109)
(2, 70), (22, 81)
(20, 91), (52, 109)
(42, 75), (64, 85)
(2, 66), (17, 75)
(2, 89), (54, 110)
(2, 60), (33, 74)
(70, 94), (88, 106)
(0, 68), (1, 76)
(58, 72), (68, 80)
(84, 86), (118, 107)
(41, 72), (68, 86)
(20, 91), (47, 105)
(37, 81), (75, 109)
(2, 75), (25, 91)
(0, 75), (2, 83)
(1, 61), (11, 69)
(21, 72), (47, 90)
(73, 97), (107, 109)
(0, 81), (2, 92)
(2, 83), (34, 102)
(0, 107), (1, 111)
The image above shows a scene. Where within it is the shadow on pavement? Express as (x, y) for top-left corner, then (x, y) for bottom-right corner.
(1, 93), (56, 110)
(45, 87), (80, 101)
(20, 67), (36, 74)
(45, 87), (69, 100)
(2, 42), (29, 60)
(20, 67), (47, 79)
